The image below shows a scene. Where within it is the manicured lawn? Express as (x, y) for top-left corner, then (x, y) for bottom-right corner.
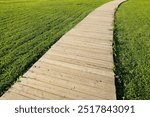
(114, 0), (150, 99)
(0, 0), (110, 95)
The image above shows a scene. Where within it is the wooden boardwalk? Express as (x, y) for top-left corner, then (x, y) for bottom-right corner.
(0, 0), (125, 100)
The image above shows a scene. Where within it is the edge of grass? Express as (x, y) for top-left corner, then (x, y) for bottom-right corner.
(113, 0), (128, 100)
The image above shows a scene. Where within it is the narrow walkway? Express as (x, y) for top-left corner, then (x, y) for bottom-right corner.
(1, 0), (125, 100)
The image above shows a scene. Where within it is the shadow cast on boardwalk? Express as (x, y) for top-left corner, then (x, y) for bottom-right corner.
(0, 0), (125, 100)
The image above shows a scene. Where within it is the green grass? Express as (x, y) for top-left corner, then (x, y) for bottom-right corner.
(0, 0), (110, 95)
(114, 0), (150, 99)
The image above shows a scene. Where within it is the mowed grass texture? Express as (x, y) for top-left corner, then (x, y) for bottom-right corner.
(114, 0), (150, 99)
(0, 0), (110, 95)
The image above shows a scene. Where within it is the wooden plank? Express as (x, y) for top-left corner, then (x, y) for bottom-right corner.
(20, 78), (103, 99)
(12, 83), (68, 100)
(25, 67), (114, 89)
(39, 58), (114, 78)
(44, 52), (114, 69)
(43, 53), (113, 71)
(20, 77), (115, 99)
(70, 28), (113, 35)
(1, 91), (31, 100)
(54, 41), (113, 54)
(8, 88), (41, 100)
(66, 29), (113, 39)
(60, 35), (112, 46)
(49, 46), (113, 62)
(30, 61), (115, 84)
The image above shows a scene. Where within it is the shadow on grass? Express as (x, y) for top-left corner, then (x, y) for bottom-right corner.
(113, 28), (124, 100)
(113, 0), (127, 100)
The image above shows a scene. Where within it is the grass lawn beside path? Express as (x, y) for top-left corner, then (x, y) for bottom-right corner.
(114, 0), (150, 99)
(0, 0), (110, 95)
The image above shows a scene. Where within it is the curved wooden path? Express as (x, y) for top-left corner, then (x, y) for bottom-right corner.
(0, 0), (125, 100)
